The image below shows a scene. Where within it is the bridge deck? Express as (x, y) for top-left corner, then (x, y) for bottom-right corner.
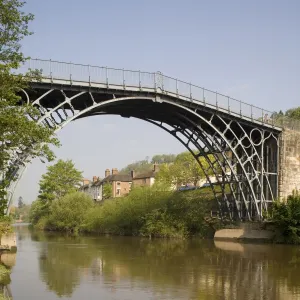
(17, 58), (284, 132)
(26, 78), (282, 133)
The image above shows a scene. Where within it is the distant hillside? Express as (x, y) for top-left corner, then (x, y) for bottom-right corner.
(119, 154), (176, 175)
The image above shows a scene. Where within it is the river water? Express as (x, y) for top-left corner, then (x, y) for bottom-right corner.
(2, 224), (300, 299)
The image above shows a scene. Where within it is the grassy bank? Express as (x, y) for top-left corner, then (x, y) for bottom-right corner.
(30, 187), (222, 239)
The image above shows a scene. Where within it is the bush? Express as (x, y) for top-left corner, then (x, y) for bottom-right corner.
(272, 190), (300, 244)
(83, 187), (170, 235)
(83, 187), (219, 238)
(46, 192), (94, 233)
(29, 200), (50, 225)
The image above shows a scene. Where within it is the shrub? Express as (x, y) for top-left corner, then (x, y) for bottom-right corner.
(29, 200), (50, 225)
(83, 187), (218, 238)
(46, 192), (94, 233)
(272, 190), (300, 244)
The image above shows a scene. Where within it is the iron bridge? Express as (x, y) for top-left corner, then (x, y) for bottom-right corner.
(5, 59), (282, 220)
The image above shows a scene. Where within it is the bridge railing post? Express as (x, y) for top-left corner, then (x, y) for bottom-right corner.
(216, 92), (218, 110)
(88, 65), (91, 86)
(203, 88), (206, 106)
(190, 83), (192, 102)
(239, 100), (242, 117)
(49, 59), (53, 82)
(154, 73), (157, 92)
(251, 105), (253, 121)
(176, 79), (178, 96)
(227, 96), (230, 112)
(139, 71), (141, 90)
(123, 69), (126, 89)
(105, 67), (108, 88)
(69, 62), (72, 84)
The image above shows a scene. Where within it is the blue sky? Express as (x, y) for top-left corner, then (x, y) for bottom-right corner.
(15, 0), (300, 203)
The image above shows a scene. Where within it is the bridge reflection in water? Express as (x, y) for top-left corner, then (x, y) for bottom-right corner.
(8, 225), (300, 300)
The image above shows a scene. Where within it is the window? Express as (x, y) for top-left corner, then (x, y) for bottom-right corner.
(117, 189), (121, 195)
(117, 182), (121, 186)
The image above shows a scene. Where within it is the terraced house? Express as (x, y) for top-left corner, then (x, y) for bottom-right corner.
(80, 164), (160, 201)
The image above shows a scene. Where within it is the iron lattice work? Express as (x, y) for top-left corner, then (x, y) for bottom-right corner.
(4, 59), (281, 219)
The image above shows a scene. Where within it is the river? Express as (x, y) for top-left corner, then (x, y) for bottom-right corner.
(1, 224), (299, 299)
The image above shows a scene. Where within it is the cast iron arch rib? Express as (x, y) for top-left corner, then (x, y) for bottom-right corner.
(4, 82), (280, 220)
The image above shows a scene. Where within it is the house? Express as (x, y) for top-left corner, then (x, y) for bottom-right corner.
(81, 178), (93, 198)
(132, 164), (159, 187)
(80, 164), (161, 201)
(80, 168), (132, 201)
(80, 176), (101, 201)
(100, 168), (132, 199)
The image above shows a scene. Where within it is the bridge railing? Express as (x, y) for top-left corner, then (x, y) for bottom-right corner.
(18, 58), (294, 129)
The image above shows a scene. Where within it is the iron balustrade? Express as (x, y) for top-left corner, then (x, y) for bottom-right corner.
(17, 58), (281, 128)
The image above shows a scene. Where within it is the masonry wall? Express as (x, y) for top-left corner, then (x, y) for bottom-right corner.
(132, 177), (153, 187)
(279, 129), (300, 199)
(112, 181), (131, 197)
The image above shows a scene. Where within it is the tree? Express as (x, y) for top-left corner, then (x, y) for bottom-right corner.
(18, 196), (24, 208)
(155, 152), (218, 189)
(47, 192), (94, 233)
(102, 183), (112, 199)
(151, 154), (176, 164)
(285, 107), (300, 120)
(0, 0), (59, 214)
(38, 159), (82, 203)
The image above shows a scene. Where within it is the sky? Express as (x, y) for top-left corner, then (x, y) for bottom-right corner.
(14, 0), (300, 204)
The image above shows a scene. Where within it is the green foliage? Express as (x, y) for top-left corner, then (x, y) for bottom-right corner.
(271, 190), (300, 244)
(29, 199), (49, 225)
(151, 154), (176, 164)
(38, 159), (82, 203)
(155, 152), (217, 189)
(17, 196), (24, 208)
(11, 203), (30, 221)
(46, 192), (94, 233)
(0, 218), (12, 235)
(102, 183), (112, 199)
(83, 187), (219, 238)
(285, 107), (300, 120)
(0, 0), (59, 214)
(119, 159), (152, 175)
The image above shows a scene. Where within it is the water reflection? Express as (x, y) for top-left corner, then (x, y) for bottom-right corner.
(0, 250), (15, 299)
(10, 226), (300, 299)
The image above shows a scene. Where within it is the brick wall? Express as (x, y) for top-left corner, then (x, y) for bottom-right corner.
(132, 177), (153, 187)
(112, 181), (131, 197)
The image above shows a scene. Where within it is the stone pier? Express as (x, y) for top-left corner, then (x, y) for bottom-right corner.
(279, 129), (300, 199)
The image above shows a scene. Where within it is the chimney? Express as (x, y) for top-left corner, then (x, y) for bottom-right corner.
(93, 176), (98, 183)
(131, 170), (135, 179)
(105, 169), (110, 177)
(112, 168), (118, 175)
(153, 163), (159, 172)
(83, 179), (90, 186)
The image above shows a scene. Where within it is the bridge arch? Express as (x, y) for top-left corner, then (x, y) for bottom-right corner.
(6, 85), (279, 221)
(4, 59), (281, 220)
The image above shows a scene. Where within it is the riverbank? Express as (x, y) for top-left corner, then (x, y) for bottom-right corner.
(214, 222), (276, 243)
(30, 187), (223, 239)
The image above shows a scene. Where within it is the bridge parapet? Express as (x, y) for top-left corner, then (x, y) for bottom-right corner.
(17, 58), (279, 128)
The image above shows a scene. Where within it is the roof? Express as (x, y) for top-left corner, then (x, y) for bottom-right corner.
(80, 183), (92, 189)
(101, 174), (132, 183)
(133, 170), (157, 180)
